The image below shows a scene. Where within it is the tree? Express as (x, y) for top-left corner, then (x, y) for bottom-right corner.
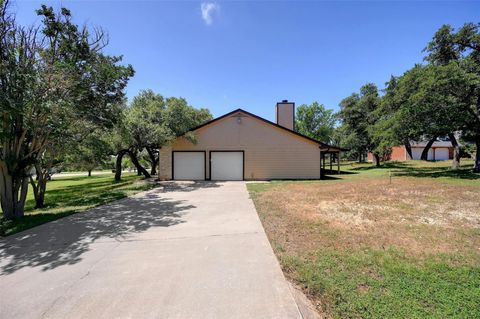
(332, 123), (364, 161)
(424, 23), (480, 171)
(372, 61), (476, 169)
(338, 83), (385, 166)
(295, 102), (336, 143)
(0, 2), (133, 219)
(111, 91), (213, 181)
(29, 140), (65, 209)
(125, 90), (167, 176)
(373, 75), (422, 160)
(67, 129), (112, 177)
(109, 104), (147, 181)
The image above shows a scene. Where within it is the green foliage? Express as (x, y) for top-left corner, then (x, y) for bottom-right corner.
(332, 123), (364, 160)
(122, 89), (213, 149)
(163, 97), (213, 141)
(127, 90), (167, 145)
(338, 83), (387, 162)
(0, 2), (133, 218)
(66, 129), (112, 173)
(109, 89), (213, 177)
(371, 62), (476, 156)
(295, 102), (336, 143)
(424, 22), (480, 171)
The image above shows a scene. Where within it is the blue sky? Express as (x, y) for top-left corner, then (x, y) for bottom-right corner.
(14, 0), (480, 121)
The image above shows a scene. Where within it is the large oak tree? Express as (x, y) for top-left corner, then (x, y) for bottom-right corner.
(0, 2), (133, 218)
(424, 23), (480, 171)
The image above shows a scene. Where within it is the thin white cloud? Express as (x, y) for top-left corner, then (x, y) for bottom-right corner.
(201, 2), (219, 25)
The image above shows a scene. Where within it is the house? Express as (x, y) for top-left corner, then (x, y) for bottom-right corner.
(158, 100), (343, 181)
(368, 141), (454, 161)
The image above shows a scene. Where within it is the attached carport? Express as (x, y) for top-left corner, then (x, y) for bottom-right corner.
(320, 145), (346, 179)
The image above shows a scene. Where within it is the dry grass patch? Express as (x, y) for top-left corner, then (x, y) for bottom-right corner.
(255, 177), (480, 261)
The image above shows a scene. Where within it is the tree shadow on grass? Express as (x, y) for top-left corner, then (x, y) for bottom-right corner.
(0, 188), (193, 275)
(394, 167), (480, 180)
(350, 161), (480, 180)
(24, 176), (150, 211)
(350, 161), (412, 171)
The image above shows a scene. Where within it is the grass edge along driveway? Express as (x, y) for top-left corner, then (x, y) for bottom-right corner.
(1, 174), (158, 237)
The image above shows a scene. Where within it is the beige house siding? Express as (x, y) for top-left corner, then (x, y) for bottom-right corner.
(159, 110), (321, 180)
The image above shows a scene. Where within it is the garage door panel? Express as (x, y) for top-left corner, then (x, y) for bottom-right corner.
(435, 148), (449, 160)
(412, 148), (434, 160)
(173, 152), (205, 180)
(211, 152), (243, 181)
(411, 148), (422, 160)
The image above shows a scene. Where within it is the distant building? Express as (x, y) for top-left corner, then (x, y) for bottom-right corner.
(368, 141), (454, 161)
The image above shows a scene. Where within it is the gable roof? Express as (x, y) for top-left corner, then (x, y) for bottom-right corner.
(186, 108), (346, 152)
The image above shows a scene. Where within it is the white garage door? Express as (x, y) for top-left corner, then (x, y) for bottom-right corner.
(411, 148), (433, 160)
(210, 151), (243, 181)
(173, 152), (205, 180)
(434, 148), (449, 160)
(411, 148), (422, 160)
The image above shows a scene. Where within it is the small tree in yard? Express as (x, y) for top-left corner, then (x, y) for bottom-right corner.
(28, 139), (66, 209)
(67, 129), (112, 177)
(0, 2), (133, 219)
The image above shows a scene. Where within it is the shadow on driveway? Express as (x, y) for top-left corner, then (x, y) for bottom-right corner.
(159, 181), (222, 192)
(0, 190), (194, 275)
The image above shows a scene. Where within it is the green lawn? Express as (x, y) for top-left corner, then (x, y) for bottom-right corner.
(341, 159), (479, 185)
(0, 173), (158, 237)
(248, 160), (480, 319)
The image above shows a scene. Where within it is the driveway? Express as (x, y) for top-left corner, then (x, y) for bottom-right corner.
(0, 182), (302, 318)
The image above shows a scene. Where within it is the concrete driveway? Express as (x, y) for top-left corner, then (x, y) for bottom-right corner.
(0, 182), (302, 318)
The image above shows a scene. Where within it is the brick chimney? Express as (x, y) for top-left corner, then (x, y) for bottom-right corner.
(276, 100), (295, 131)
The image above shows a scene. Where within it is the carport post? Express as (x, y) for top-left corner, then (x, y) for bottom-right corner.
(322, 153), (326, 172)
(330, 154), (333, 172)
(320, 151), (324, 180)
(337, 152), (341, 174)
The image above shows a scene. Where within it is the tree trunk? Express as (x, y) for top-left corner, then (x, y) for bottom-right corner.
(404, 139), (413, 160)
(146, 147), (159, 176)
(448, 133), (461, 170)
(115, 150), (127, 181)
(128, 151), (151, 178)
(373, 154), (381, 167)
(421, 136), (437, 161)
(29, 177), (46, 209)
(33, 179), (46, 209)
(0, 162), (29, 219)
(88, 170), (92, 177)
(474, 136), (480, 173)
(29, 164), (48, 209)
